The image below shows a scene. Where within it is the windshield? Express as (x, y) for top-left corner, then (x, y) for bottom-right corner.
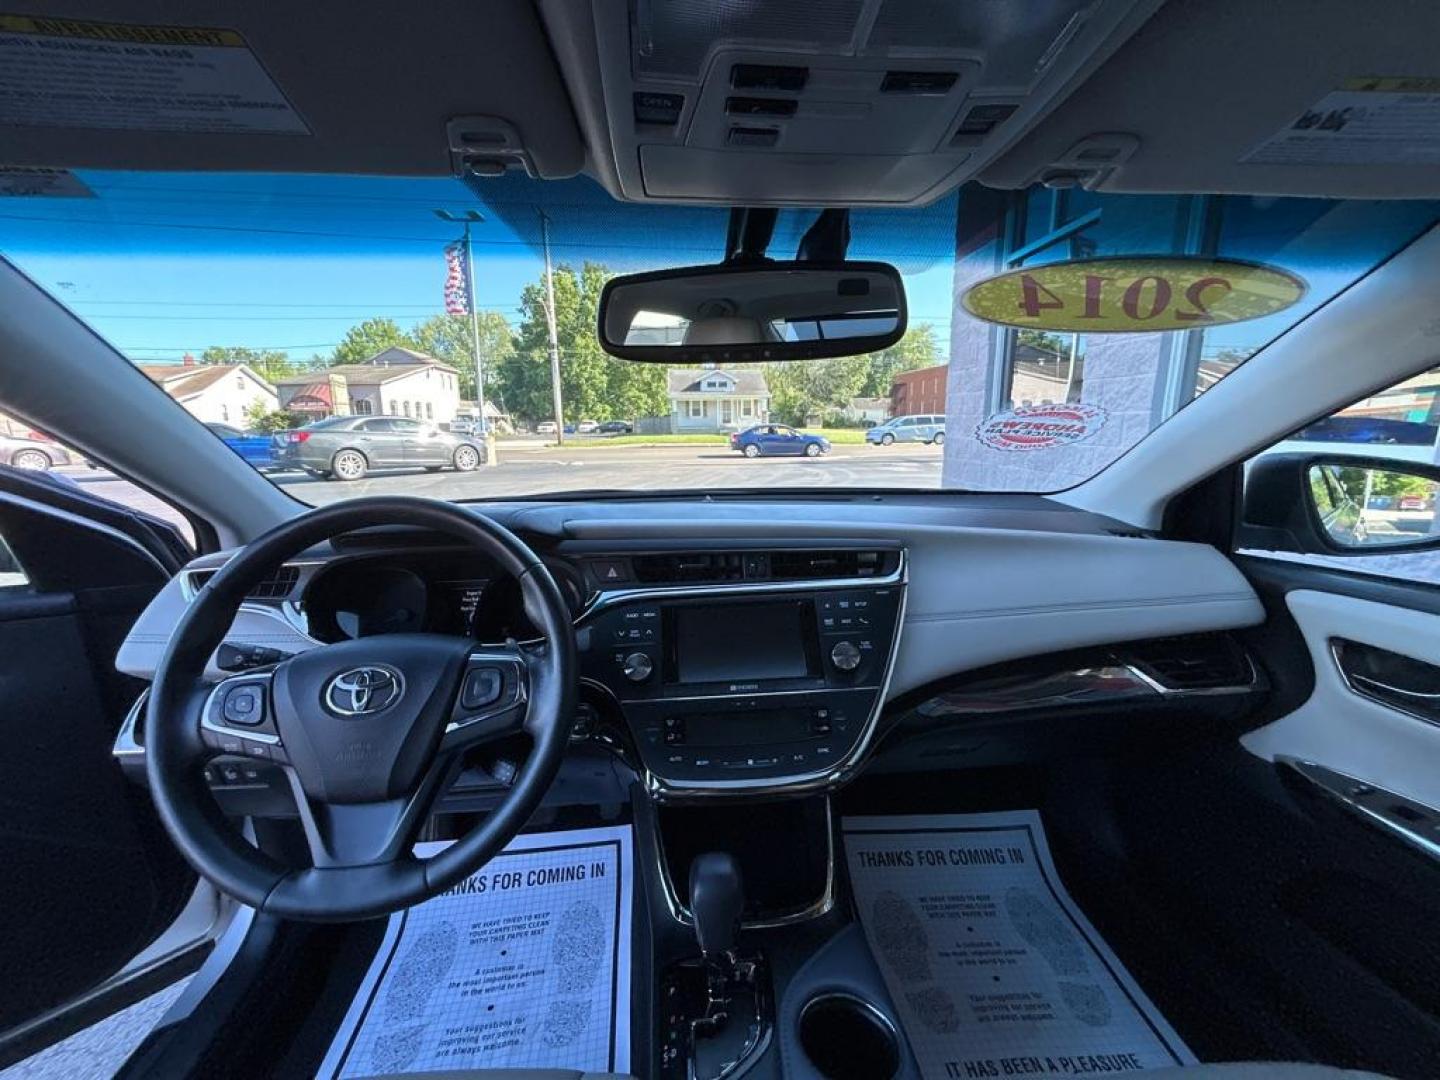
(1, 171), (1436, 504)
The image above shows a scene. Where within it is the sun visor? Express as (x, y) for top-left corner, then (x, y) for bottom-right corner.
(979, 0), (1440, 198)
(0, 2), (584, 178)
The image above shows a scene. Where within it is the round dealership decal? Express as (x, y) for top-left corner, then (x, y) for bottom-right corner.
(976, 403), (1107, 452)
(960, 256), (1306, 333)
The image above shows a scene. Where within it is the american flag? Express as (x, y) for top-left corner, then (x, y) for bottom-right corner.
(443, 240), (470, 315)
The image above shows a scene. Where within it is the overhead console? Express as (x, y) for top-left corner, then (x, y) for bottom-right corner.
(574, 545), (905, 797)
(547, 0), (1163, 205)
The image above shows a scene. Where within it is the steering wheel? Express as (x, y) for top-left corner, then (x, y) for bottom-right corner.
(145, 497), (577, 922)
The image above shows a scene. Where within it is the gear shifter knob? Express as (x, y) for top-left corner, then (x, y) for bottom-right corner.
(689, 852), (744, 958)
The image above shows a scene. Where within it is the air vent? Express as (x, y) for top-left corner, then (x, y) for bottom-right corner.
(632, 553), (747, 584)
(1125, 635), (1253, 691)
(186, 564), (300, 600)
(769, 549), (886, 580)
(627, 549), (894, 586)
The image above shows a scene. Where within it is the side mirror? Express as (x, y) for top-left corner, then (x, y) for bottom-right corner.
(597, 260), (906, 364)
(1241, 452), (1440, 554)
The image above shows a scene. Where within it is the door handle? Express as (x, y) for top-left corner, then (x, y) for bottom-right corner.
(1333, 638), (1440, 724)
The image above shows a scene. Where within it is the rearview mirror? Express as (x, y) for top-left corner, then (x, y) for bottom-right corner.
(597, 261), (906, 364)
(1242, 453), (1440, 554)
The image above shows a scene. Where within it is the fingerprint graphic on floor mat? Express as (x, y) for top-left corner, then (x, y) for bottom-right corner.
(1005, 886), (1109, 1026)
(541, 899), (607, 1045)
(383, 921), (459, 1025)
(542, 998), (593, 1047)
(870, 890), (958, 1032)
(871, 890), (932, 982)
(905, 986), (960, 1033)
(1060, 981), (1113, 1027)
(552, 900), (606, 995)
(369, 1023), (427, 1074)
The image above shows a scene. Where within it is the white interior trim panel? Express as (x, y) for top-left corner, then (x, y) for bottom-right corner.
(116, 514), (1263, 697)
(887, 528), (1262, 695)
(1243, 590), (1440, 811)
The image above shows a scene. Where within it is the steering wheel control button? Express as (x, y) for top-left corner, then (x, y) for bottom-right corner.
(829, 640), (862, 671)
(221, 684), (265, 726)
(461, 667), (504, 709)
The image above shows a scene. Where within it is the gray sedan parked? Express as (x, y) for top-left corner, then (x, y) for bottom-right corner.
(273, 415), (485, 481)
(0, 434), (73, 471)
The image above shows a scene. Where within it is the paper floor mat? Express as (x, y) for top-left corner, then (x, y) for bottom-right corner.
(317, 825), (632, 1079)
(845, 811), (1195, 1077)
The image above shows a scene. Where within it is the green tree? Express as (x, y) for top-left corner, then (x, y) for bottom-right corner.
(331, 318), (417, 365)
(200, 345), (296, 384)
(856, 324), (941, 397)
(412, 313), (516, 402)
(242, 399), (304, 433)
(766, 354), (871, 426)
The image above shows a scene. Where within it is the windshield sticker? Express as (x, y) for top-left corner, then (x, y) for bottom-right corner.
(976, 404), (1107, 452)
(0, 14), (309, 135)
(1245, 78), (1440, 166)
(0, 166), (94, 198)
(960, 257), (1305, 333)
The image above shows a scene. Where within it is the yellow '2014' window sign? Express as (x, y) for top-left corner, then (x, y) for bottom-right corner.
(960, 256), (1306, 333)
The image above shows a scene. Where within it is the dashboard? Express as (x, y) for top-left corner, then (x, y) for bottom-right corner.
(300, 552), (587, 644)
(114, 496), (1270, 803)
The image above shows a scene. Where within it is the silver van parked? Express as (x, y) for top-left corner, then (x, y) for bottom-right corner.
(865, 414), (946, 446)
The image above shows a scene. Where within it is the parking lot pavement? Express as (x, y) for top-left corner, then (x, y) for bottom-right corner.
(277, 441), (945, 504)
(46, 443), (943, 531)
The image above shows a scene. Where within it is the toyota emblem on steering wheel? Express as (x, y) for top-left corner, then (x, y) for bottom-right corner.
(324, 666), (404, 716)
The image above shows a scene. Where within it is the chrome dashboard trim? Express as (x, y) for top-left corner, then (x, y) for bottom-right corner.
(576, 551), (908, 799)
(113, 689), (149, 758)
(653, 797), (837, 929)
(1124, 654), (1261, 697)
(576, 558), (905, 621)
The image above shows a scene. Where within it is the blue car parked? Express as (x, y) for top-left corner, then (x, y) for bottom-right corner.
(730, 424), (831, 458)
(206, 423), (280, 471)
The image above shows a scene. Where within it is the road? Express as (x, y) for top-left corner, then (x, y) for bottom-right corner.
(276, 439), (945, 503)
(48, 441), (944, 535)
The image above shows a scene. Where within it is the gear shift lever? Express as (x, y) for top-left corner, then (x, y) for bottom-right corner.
(689, 852), (744, 959)
(663, 853), (769, 1080)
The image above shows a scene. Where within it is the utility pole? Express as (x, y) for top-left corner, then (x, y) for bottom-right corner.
(540, 209), (565, 445)
(434, 208), (496, 465)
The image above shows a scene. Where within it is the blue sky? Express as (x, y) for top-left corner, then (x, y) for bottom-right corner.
(0, 171), (960, 363)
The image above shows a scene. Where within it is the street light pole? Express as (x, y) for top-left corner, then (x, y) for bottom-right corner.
(434, 208), (496, 465)
(540, 209), (564, 446)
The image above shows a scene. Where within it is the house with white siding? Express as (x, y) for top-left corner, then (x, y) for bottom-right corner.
(666, 367), (770, 432)
(274, 347), (461, 423)
(137, 362), (278, 425)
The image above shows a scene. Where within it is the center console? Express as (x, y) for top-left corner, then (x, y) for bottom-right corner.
(576, 546), (905, 796)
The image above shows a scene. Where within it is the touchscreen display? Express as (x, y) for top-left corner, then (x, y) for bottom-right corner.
(673, 601), (813, 683)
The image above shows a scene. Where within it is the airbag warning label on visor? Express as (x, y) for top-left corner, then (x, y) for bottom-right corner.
(0, 14), (309, 135)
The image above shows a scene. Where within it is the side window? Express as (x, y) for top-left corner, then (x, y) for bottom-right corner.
(0, 415), (195, 547)
(0, 534), (28, 590)
(1241, 363), (1440, 584)
(391, 420), (421, 435)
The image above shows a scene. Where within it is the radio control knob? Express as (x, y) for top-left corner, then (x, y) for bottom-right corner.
(622, 651), (654, 682)
(830, 640), (862, 671)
